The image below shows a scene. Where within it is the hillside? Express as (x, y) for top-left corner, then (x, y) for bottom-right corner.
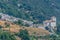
(0, 20), (50, 35)
(0, 20), (50, 40)
(0, 0), (60, 23)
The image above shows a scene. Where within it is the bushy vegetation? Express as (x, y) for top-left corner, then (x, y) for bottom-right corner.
(0, 0), (60, 24)
(0, 30), (16, 40)
(18, 29), (30, 40)
(5, 22), (10, 28)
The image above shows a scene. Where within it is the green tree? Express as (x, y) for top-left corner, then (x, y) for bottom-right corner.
(0, 31), (16, 40)
(24, 24), (30, 27)
(18, 29), (30, 40)
(14, 20), (23, 26)
(5, 22), (10, 28)
(0, 15), (2, 19)
(0, 25), (3, 28)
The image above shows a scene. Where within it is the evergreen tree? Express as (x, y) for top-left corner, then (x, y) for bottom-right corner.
(18, 29), (30, 40)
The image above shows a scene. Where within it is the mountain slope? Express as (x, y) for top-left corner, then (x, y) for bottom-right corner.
(0, 0), (60, 23)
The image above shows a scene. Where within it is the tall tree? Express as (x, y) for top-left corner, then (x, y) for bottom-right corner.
(0, 31), (16, 40)
(18, 29), (30, 40)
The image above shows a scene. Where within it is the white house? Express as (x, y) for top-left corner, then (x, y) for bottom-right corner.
(43, 16), (57, 33)
(50, 16), (56, 29)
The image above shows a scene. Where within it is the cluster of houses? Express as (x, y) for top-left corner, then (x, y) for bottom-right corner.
(29, 16), (57, 33)
(43, 16), (57, 33)
(22, 16), (57, 33)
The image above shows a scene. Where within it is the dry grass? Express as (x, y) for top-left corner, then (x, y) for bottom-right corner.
(0, 20), (50, 36)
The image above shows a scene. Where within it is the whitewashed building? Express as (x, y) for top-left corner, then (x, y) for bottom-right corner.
(50, 16), (56, 29)
(43, 16), (57, 33)
(43, 16), (56, 29)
